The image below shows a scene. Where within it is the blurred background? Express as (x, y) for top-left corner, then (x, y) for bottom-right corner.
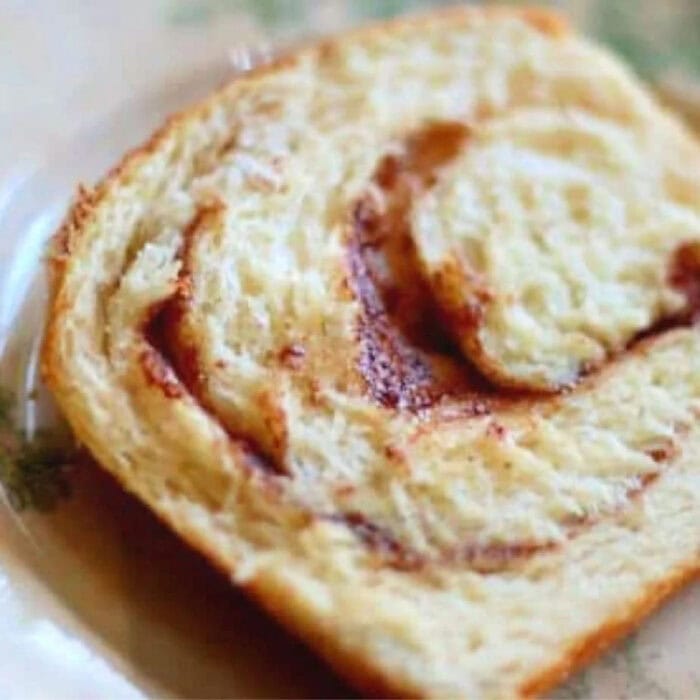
(2, 0), (700, 181)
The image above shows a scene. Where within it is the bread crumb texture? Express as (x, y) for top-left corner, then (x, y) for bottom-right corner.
(42, 8), (700, 699)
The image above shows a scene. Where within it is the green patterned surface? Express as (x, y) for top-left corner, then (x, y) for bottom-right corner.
(162, 0), (700, 79)
(0, 387), (73, 512)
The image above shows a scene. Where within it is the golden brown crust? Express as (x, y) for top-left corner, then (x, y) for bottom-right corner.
(520, 560), (700, 698)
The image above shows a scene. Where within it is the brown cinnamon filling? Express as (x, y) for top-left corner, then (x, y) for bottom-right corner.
(669, 241), (700, 320)
(350, 121), (502, 412)
(136, 121), (695, 572)
(327, 469), (659, 574)
(141, 209), (283, 476)
(326, 511), (557, 573)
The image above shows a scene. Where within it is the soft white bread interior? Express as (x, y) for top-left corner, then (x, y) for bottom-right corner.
(42, 7), (700, 698)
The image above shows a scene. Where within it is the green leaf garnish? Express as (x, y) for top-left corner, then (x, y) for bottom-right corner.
(0, 387), (74, 512)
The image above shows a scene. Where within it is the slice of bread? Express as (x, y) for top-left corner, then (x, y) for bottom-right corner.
(42, 7), (700, 698)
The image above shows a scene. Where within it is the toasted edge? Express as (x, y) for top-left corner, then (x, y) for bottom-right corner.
(520, 559), (700, 697)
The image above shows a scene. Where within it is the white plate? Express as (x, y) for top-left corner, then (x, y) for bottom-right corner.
(0, 57), (698, 700)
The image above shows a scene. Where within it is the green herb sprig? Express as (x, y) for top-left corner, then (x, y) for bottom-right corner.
(0, 386), (74, 512)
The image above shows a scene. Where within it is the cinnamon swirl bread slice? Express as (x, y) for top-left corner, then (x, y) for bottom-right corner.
(42, 7), (700, 698)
